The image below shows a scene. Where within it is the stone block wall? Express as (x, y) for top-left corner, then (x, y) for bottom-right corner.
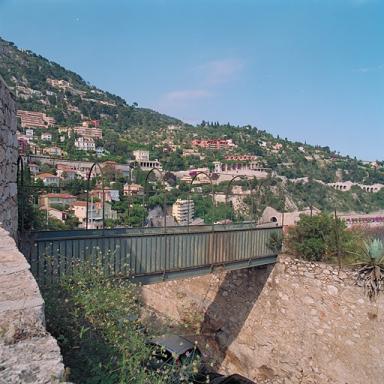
(141, 256), (384, 384)
(0, 77), (65, 383)
(0, 76), (18, 237)
(0, 228), (65, 383)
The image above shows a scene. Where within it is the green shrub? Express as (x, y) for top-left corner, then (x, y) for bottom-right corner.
(42, 263), (174, 383)
(286, 213), (358, 262)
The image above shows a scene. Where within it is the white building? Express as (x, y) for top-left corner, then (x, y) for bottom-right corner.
(131, 149), (162, 170)
(25, 129), (34, 138)
(71, 201), (117, 229)
(35, 173), (60, 187)
(41, 132), (52, 141)
(172, 199), (194, 225)
(133, 150), (150, 162)
(75, 137), (96, 151)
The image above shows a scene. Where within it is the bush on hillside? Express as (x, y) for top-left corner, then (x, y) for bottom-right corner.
(42, 262), (201, 383)
(286, 213), (358, 262)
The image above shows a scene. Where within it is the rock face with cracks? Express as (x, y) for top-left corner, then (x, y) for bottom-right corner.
(141, 255), (384, 384)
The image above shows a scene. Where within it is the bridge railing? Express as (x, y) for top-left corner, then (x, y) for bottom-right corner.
(22, 223), (283, 285)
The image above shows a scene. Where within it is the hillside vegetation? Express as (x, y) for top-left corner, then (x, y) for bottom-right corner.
(1, 36), (383, 214)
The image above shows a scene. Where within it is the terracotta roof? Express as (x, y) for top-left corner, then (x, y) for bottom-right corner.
(72, 201), (88, 207)
(124, 183), (143, 189)
(36, 173), (59, 178)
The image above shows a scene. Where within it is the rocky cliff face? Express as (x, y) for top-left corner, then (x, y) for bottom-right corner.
(141, 255), (384, 384)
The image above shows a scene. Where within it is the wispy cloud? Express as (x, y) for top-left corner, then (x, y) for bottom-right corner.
(196, 59), (244, 85)
(156, 89), (211, 113)
(353, 64), (384, 73)
(156, 58), (243, 115)
(161, 89), (211, 103)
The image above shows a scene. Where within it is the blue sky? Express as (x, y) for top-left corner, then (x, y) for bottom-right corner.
(0, 0), (383, 160)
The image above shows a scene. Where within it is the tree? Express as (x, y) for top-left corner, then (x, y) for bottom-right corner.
(286, 213), (357, 262)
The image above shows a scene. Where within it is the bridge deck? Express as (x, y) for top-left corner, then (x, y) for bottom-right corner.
(21, 223), (282, 285)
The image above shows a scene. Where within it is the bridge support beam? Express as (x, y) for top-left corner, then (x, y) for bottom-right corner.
(132, 255), (278, 285)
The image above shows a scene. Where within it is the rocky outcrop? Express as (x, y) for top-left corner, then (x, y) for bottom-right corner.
(141, 255), (384, 384)
(0, 76), (18, 237)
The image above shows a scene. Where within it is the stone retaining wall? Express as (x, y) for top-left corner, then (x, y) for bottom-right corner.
(141, 255), (384, 384)
(0, 77), (65, 383)
(0, 228), (65, 383)
(0, 77), (18, 237)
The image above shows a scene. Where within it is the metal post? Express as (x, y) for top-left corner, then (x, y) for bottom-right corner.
(90, 195), (93, 229)
(86, 162), (105, 230)
(334, 209), (341, 268)
(17, 156), (25, 232)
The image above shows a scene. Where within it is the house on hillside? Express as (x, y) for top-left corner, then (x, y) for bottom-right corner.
(39, 193), (76, 208)
(71, 201), (117, 229)
(123, 183), (144, 197)
(40, 206), (68, 223)
(90, 187), (120, 202)
(41, 132), (52, 141)
(35, 173), (60, 187)
(43, 146), (63, 157)
(75, 137), (95, 151)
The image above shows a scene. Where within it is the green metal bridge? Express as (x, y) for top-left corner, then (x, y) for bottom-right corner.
(21, 223), (282, 285)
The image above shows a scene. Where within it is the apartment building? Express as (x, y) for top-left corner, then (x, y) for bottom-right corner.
(172, 199), (194, 225)
(191, 138), (236, 150)
(39, 193), (76, 208)
(224, 155), (259, 161)
(43, 146), (63, 157)
(133, 150), (150, 162)
(41, 132), (52, 141)
(72, 126), (102, 139)
(35, 173), (61, 187)
(56, 165), (77, 180)
(75, 137), (96, 151)
(71, 201), (117, 229)
(47, 78), (71, 90)
(17, 110), (55, 128)
(123, 183), (144, 196)
(90, 187), (120, 202)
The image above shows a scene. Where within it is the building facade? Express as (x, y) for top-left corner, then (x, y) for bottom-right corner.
(17, 110), (55, 128)
(192, 138), (236, 150)
(172, 199), (194, 225)
(35, 173), (61, 187)
(75, 137), (96, 151)
(39, 193), (76, 208)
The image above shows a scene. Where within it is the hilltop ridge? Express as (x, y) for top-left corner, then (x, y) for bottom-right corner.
(1, 36), (383, 215)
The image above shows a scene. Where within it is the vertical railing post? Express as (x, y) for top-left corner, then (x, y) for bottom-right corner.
(334, 209), (342, 268)
(86, 162), (105, 230)
(17, 156), (25, 233)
